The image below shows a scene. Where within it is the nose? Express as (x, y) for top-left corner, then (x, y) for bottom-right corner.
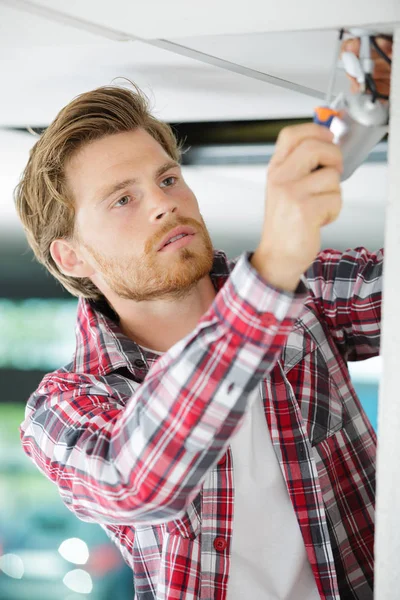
(154, 205), (178, 221)
(149, 188), (179, 223)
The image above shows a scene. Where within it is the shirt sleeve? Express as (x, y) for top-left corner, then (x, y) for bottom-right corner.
(305, 247), (383, 361)
(20, 253), (307, 526)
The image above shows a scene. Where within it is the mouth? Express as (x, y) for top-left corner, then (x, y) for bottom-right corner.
(157, 226), (196, 252)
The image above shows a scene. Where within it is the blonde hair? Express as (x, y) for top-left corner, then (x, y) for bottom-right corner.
(15, 84), (181, 299)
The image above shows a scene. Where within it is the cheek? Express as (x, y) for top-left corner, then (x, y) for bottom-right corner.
(77, 209), (144, 253)
(182, 187), (200, 214)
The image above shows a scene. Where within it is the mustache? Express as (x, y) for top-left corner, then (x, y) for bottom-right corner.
(145, 216), (205, 254)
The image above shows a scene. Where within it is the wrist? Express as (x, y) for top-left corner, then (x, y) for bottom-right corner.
(250, 248), (301, 293)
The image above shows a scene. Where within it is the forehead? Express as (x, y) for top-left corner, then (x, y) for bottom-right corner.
(65, 128), (171, 205)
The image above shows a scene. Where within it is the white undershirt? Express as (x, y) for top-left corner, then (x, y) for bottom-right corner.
(141, 346), (320, 598)
(227, 388), (321, 600)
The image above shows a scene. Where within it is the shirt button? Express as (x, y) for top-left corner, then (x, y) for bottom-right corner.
(262, 313), (276, 327)
(134, 359), (146, 368)
(214, 537), (227, 552)
(218, 453), (227, 466)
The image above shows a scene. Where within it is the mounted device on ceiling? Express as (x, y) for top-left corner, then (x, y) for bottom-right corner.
(314, 29), (391, 181)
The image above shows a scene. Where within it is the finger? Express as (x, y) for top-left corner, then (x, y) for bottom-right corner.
(306, 191), (343, 228)
(271, 123), (334, 166)
(272, 139), (343, 182)
(301, 167), (341, 196)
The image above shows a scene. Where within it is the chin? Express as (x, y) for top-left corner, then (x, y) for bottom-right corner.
(149, 246), (213, 297)
(104, 238), (214, 302)
(169, 247), (211, 279)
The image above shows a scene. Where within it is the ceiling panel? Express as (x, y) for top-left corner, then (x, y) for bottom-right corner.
(0, 0), (390, 256)
(5, 0), (399, 39)
(167, 30), (350, 99)
(0, 3), (349, 126)
(0, 34), (320, 127)
(2, 1), (395, 127)
(0, 1), (107, 47)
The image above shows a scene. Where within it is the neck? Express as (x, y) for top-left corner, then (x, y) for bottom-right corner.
(108, 275), (217, 353)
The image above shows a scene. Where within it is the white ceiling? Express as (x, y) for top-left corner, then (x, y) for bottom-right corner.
(0, 38), (323, 127)
(0, 0), (391, 249)
(3, 0), (399, 39)
(0, 1), (372, 126)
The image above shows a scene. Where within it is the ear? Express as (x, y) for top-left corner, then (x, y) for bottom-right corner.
(50, 239), (95, 278)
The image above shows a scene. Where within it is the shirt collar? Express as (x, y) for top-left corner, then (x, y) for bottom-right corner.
(73, 250), (231, 378)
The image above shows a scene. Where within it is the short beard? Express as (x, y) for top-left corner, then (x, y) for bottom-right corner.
(81, 216), (214, 302)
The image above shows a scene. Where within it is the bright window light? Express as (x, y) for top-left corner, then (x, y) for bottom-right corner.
(0, 553), (24, 579)
(58, 538), (89, 565)
(0, 298), (77, 370)
(63, 569), (93, 594)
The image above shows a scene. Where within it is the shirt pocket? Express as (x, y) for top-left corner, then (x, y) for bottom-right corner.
(281, 323), (345, 446)
(165, 491), (202, 540)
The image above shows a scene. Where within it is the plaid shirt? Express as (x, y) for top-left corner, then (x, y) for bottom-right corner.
(20, 249), (382, 600)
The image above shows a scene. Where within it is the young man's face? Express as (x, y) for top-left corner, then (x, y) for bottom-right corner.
(65, 128), (214, 302)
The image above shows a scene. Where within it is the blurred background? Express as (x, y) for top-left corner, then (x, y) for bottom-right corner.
(0, 2), (385, 599)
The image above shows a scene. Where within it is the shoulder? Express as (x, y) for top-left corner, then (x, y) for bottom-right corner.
(306, 247), (384, 278)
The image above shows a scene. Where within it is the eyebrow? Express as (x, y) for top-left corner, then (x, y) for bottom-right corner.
(95, 160), (180, 206)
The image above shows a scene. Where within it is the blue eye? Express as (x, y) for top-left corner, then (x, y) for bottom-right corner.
(160, 176), (177, 188)
(114, 196), (130, 208)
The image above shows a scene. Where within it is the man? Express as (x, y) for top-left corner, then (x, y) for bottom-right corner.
(16, 37), (392, 599)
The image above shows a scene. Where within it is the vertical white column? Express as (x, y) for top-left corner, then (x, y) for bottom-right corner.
(375, 27), (400, 600)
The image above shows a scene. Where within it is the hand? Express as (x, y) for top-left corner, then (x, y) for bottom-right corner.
(251, 123), (343, 293)
(340, 35), (392, 98)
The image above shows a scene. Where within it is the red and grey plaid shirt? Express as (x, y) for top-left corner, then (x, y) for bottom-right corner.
(20, 249), (382, 600)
